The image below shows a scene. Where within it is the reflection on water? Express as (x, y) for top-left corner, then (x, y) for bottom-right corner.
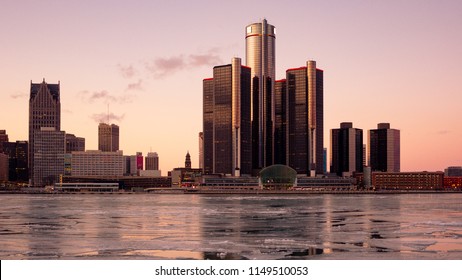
(0, 193), (461, 259)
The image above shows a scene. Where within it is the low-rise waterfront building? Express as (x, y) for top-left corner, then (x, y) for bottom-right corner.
(372, 172), (444, 190)
(444, 166), (462, 177)
(71, 150), (123, 177)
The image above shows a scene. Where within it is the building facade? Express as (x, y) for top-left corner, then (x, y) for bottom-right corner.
(368, 123), (400, 172)
(29, 80), (61, 185)
(0, 130), (8, 153)
(2, 141), (28, 182)
(145, 152), (159, 171)
(246, 19), (276, 170)
(331, 122), (363, 176)
(203, 58), (252, 176)
(372, 172), (443, 190)
(0, 153), (8, 182)
(282, 61), (324, 175)
(65, 133), (85, 153)
(32, 128), (65, 186)
(71, 150), (123, 177)
(98, 123), (119, 152)
(444, 166), (462, 177)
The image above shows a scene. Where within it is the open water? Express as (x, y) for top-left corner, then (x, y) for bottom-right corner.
(1, 193), (462, 259)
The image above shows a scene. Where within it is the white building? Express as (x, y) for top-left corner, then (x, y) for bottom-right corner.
(71, 150), (123, 177)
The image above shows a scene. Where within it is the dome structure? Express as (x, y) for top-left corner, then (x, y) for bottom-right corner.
(259, 164), (297, 190)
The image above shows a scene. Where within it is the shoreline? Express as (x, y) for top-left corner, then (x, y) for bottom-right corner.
(1, 189), (461, 195)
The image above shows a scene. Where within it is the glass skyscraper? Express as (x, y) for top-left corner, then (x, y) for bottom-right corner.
(245, 19), (276, 170)
(330, 122), (364, 177)
(368, 123), (400, 172)
(203, 58), (251, 176)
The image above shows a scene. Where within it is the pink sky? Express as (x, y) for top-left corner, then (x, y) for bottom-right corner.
(1, 0), (461, 173)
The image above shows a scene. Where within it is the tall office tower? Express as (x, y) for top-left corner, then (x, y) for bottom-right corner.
(203, 58), (252, 176)
(98, 123), (119, 152)
(65, 134), (85, 153)
(275, 61), (324, 175)
(330, 122), (363, 177)
(29, 79), (61, 185)
(145, 152), (159, 170)
(198, 132), (204, 170)
(32, 127), (65, 186)
(0, 130), (8, 153)
(2, 141), (28, 182)
(274, 79), (287, 165)
(368, 123), (400, 172)
(246, 19), (276, 169)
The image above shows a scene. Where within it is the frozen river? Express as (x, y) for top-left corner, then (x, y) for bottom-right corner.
(1, 193), (461, 259)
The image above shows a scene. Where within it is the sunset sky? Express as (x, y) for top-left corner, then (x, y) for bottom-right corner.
(1, 0), (461, 173)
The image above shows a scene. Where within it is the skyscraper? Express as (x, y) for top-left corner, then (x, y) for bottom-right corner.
(33, 127), (65, 186)
(203, 58), (252, 176)
(286, 61), (323, 175)
(368, 123), (400, 172)
(145, 152), (159, 171)
(98, 123), (119, 152)
(331, 122), (363, 176)
(29, 79), (61, 185)
(198, 132), (204, 170)
(246, 19), (276, 169)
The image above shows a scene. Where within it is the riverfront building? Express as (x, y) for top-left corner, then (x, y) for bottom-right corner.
(65, 134), (85, 153)
(0, 130), (8, 153)
(71, 150), (123, 177)
(32, 127), (65, 186)
(330, 122), (364, 177)
(29, 80), (61, 185)
(145, 152), (159, 171)
(445, 166), (462, 177)
(2, 141), (28, 182)
(368, 123), (400, 172)
(0, 153), (8, 182)
(246, 19), (276, 170)
(98, 123), (119, 152)
(203, 58), (252, 176)
(274, 61), (324, 175)
(372, 172), (444, 190)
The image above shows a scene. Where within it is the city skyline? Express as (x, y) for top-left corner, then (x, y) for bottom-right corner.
(1, 1), (461, 173)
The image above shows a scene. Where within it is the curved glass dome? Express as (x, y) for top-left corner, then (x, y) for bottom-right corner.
(259, 165), (297, 189)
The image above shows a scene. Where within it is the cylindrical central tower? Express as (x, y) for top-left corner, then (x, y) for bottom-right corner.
(245, 19), (276, 170)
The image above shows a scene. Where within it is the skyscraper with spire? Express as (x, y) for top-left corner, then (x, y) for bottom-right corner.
(245, 19), (276, 170)
(29, 79), (63, 186)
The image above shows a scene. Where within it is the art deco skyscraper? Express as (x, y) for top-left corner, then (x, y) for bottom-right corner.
(203, 58), (252, 176)
(98, 123), (119, 152)
(29, 79), (61, 185)
(246, 19), (276, 170)
(368, 123), (400, 172)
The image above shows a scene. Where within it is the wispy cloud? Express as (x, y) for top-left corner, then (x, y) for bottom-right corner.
(126, 79), (143, 91)
(117, 64), (136, 79)
(91, 112), (125, 123)
(145, 56), (186, 78)
(189, 54), (222, 66)
(10, 93), (27, 99)
(436, 130), (451, 135)
(145, 49), (224, 79)
(79, 90), (136, 104)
